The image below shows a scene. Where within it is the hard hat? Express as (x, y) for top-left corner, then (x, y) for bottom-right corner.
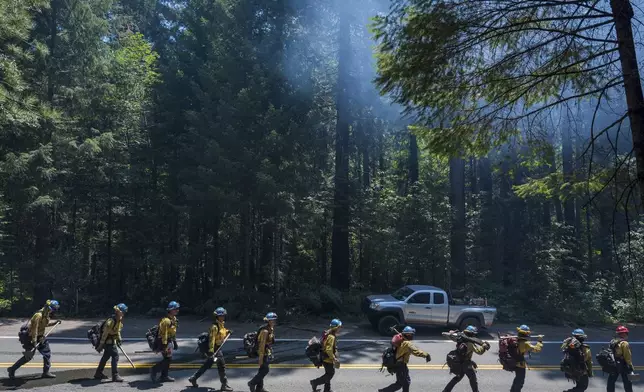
(214, 307), (227, 317)
(464, 325), (478, 335)
(115, 303), (128, 313)
(402, 326), (415, 335)
(167, 301), (180, 311)
(46, 300), (60, 312)
(264, 312), (278, 321)
(330, 319), (342, 328)
(616, 325), (630, 334)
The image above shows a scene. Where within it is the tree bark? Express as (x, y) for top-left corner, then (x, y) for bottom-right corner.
(449, 157), (466, 288)
(610, 0), (644, 206)
(330, 9), (351, 290)
(409, 132), (419, 186)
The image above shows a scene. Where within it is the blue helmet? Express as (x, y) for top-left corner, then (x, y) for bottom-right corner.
(46, 300), (60, 312)
(330, 319), (342, 328)
(464, 325), (478, 335)
(265, 312), (278, 321)
(402, 326), (415, 335)
(167, 301), (180, 311)
(115, 303), (128, 313)
(214, 307), (227, 317)
(572, 328), (586, 337)
(517, 325), (531, 336)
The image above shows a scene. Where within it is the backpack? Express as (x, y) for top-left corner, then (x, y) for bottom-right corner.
(145, 325), (159, 351)
(596, 341), (619, 374)
(87, 317), (112, 349)
(445, 342), (468, 375)
(381, 346), (398, 374)
(18, 323), (30, 346)
(498, 335), (521, 372)
(243, 325), (268, 358)
(560, 337), (586, 379)
(197, 332), (210, 354)
(305, 336), (323, 367)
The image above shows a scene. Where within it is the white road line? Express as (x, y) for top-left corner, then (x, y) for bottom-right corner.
(0, 336), (642, 345)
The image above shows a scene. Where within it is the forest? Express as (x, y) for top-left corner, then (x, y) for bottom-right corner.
(0, 0), (643, 325)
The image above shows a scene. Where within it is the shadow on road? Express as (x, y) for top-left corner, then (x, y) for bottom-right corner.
(128, 379), (163, 390)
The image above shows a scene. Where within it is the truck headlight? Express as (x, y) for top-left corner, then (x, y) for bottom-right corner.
(369, 303), (380, 310)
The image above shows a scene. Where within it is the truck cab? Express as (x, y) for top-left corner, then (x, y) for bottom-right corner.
(362, 285), (497, 335)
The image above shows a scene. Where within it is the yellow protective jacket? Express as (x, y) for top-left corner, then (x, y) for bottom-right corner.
(322, 331), (337, 364)
(614, 339), (633, 367)
(396, 340), (428, 364)
(100, 317), (123, 345)
(463, 341), (486, 361)
(208, 320), (229, 353)
(159, 315), (178, 345)
(517, 338), (543, 368)
(257, 326), (275, 360)
(28, 308), (54, 342)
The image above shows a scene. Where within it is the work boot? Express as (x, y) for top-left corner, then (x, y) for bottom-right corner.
(160, 376), (175, 382)
(188, 376), (198, 387)
(310, 380), (317, 392)
(221, 384), (234, 391)
(112, 374), (124, 382)
(7, 368), (15, 380)
(41, 372), (56, 379)
(94, 373), (108, 380)
(248, 381), (256, 392)
(150, 368), (157, 383)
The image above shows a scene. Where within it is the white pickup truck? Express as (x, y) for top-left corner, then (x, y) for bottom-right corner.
(362, 285), (497, 335)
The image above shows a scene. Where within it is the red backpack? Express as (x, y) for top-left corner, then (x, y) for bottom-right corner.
(498, 335), (521, 371)
(391, 333), (404, 347)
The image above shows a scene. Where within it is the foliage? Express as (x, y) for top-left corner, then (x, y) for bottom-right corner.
(0, 0), (641, 328)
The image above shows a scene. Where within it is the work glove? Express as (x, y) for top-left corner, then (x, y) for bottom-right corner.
(173, 340), (179, 350)
(537, 336), (543, 343)
(425, 354), (431, 362)
(483, 342), (491, 350)
(97, 344), (104, 352)
(56, 320), (62, 325)
(628, 365), (635, 373)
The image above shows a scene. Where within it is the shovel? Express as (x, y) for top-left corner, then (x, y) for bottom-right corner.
(117, 344), (136, 369)
(24, 321), (61, 360)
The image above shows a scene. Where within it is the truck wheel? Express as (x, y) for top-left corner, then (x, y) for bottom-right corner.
(378, 315), (399, 336)
(460, 317), (482, 331)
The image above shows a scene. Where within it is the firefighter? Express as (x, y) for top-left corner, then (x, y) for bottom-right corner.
(7, 300), (61, 380)
(442, 325), (490, 392)
(189, 307), (233, 391)
(511, 324), (543, 392)
(248, 312), (277, 392)
(150, 301), (180, 383)
(310, 319), (342, 392)
(561, 329), (592, 392)
(607, 325), (634, 392)
(378, 326), (431, 392)
(93, 303), (128, 382)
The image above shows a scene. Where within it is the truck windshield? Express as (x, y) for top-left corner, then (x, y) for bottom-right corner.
(392, 286), (415, 301)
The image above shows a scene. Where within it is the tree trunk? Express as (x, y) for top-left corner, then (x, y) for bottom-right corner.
(610, 0), (644, 206)
(330, 10), (351, 290)
(562, 124), (575, 227)
(408, 132), (419, 186)
(449, 157), (466, 289)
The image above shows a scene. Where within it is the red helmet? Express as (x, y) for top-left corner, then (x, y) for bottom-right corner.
(616, 325), (630, 334)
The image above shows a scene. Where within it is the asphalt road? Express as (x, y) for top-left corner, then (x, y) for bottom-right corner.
(0, 318), (642, 390)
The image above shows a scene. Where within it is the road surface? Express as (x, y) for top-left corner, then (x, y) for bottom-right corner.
(0, 317), (641, 390)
